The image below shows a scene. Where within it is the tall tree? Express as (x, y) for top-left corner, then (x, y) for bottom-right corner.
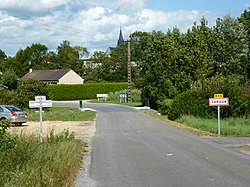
(214, 14), (248, 78)
(56, 41), (80, 74)
(238, 8), (250, 79)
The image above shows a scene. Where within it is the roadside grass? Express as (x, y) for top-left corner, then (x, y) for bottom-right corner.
(0, 129), (85, 187)
(28, 107), (96, 121)
(177, 116), (250, 137)
(144, 111), (250, 137)
(144, 111), (215, 136)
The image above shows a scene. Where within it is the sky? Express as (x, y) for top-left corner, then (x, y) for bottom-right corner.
(0, 0), (249, 57)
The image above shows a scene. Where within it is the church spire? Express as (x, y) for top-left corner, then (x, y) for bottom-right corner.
(117, 27), (124, 46)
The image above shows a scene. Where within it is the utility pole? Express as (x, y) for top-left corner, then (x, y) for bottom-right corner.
(128, 41), (132, 102)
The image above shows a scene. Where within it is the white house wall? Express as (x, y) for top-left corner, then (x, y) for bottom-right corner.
(59, 70), (83, 84)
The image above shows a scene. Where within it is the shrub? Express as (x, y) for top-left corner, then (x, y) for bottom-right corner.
(11, 80), (49, 108)
(167, 75), (250, 120)
(0, 120), (17, 151)
(108, 89), (141, 103)
(49, 82), (130, 100)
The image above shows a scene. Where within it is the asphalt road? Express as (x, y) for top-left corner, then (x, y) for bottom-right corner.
(53, 101), (250, 187)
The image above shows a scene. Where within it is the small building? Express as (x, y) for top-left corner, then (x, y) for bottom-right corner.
(20, 69), (84, 84)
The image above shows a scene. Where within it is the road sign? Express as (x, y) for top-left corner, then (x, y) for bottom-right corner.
(209, 97), (229, 136)
(119, 93), (128, 98)
(35, 96), (46, 102)
(214, 94), (223, 99)
(209, 98), (229, 106)
(29, 100), (53, 108)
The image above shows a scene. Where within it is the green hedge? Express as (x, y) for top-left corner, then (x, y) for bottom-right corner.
(49, 82), (130, 100)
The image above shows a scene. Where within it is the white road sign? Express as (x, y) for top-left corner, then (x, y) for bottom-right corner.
(35, 96), (46, 102)
(209, 98), (229, 106)
(29, 100), (53, 108)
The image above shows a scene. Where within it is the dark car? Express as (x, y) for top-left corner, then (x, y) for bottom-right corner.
(0, 105), (28, 126)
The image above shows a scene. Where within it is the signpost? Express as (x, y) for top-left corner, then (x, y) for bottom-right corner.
(29, 96), (52, 143)
(119, 93), (128, 103)
(209, 94), (229, 136)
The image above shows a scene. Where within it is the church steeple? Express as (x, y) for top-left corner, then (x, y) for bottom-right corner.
(117, 27), (124, 46)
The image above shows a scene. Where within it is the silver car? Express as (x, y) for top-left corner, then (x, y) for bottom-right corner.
(0, 105), (28, 126)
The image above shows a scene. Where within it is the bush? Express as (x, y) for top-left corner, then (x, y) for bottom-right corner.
(49, 82), (130, 100)
(108, 89), (141, 103)
(11, 79), (49, 108)
(167, 75), (250, 120)
(0, 120), (17, 151)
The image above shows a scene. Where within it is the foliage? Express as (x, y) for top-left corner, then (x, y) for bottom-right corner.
(99, 43), (129, 82)
(238, 8), (250, 79)
(167, 76), (250, 120)
(108, 89), (141, 103)
(12, 79), (49, 108)
(1, 69), (18, 90)
(0, 130), (84, 187)
(49, 82), (129, 100)
(0, 120), (17, 151)
(178, 115), (250, 137)
(131, 15), (249, 109)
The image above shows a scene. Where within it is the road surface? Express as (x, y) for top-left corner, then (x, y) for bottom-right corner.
(54, 101), (250, 187)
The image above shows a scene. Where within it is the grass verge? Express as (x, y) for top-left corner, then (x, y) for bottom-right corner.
(177, 116), (250, 137)
(28, 107), (96, 121)
(0, 129), (85, 187)
(144, 111), (215, 136)
(144, 111), (250, 137)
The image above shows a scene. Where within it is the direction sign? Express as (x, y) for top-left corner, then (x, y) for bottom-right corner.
(29, 100), (53, 108)
(35, 96), (46, 102)
(209, 98), (229, 106)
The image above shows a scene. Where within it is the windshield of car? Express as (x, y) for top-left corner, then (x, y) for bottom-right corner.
(6, 106), (22, 112)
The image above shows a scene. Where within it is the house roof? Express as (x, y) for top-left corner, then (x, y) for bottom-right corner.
(20, 69), (72, 82)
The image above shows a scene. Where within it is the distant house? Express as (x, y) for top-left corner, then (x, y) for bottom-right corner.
(20, 69), (84, 84)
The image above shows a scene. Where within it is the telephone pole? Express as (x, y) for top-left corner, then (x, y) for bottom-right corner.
(128, 41), (132, 102)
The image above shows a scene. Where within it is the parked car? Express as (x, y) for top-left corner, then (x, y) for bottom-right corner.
(0, 105), (28, 126)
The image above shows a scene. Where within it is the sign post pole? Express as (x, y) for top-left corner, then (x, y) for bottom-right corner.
(39, 96), (43, 143)
(218, 106), (220, 137)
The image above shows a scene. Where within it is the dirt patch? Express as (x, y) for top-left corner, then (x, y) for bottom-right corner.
(8, 120), (96, 142)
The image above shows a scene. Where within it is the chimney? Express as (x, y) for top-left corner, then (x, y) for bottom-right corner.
(29, 69), (32, 73)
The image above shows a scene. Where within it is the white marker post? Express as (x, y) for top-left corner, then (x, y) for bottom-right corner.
(39, 96), (43, 143)
(218, 106), (220, 136)
(209, 94), (229, 136)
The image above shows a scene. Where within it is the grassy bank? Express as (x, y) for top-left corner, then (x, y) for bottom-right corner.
(177, 116), (250, 137)
(0, 130), (85, 187)
(28, 107), (96, 121)
(0, 107), (96, 186)
(144, 111), (250, 137)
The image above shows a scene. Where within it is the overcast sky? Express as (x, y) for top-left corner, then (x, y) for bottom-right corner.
(0, 0), (249, 57)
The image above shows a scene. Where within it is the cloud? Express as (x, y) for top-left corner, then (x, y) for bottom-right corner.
(0, 1), (220, 56)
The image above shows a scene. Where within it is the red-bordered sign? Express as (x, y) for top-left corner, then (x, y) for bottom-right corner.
(209, 98), (229, 106)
